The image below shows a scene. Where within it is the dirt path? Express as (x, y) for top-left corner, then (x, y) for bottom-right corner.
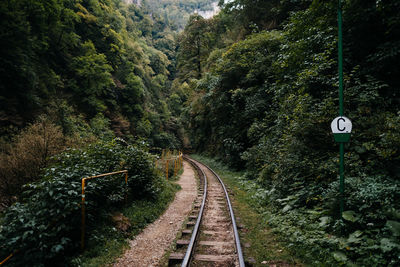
(113, 161), (197, 267)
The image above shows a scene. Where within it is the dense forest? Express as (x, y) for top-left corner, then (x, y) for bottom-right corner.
(0, 0), (186, 195)
(0, 0), (399, 265)
(0, 0), (183, 265)
(6, 0), (187, 145)
(144, 0), (218, 30)
(175, 0), (400, 265)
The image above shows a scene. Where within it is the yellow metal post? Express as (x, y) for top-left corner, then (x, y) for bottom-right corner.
(174, 159), (177, 176)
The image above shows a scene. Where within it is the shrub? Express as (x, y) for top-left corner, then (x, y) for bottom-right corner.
(323, 175), (400, 226)
(153, 132), (181, 149)
(0, 139), (164, 266)
(0, 117), (65, 202)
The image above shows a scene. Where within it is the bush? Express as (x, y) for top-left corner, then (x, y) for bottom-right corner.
(323, 175), (400, 225)
(152, 132), (181, 149)
(0, 117), (65, 202)
(0, 139), (164, 266)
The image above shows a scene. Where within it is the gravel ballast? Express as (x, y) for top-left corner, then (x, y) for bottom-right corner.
(113, 161), (197, 266)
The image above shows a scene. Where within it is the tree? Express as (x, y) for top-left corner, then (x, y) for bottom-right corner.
(71, 41), (114, 114)
(221, 0), (311, 31)
(177, 14), (210, 80)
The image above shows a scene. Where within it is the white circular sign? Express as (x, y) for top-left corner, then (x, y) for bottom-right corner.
(331, 116), (352, 133)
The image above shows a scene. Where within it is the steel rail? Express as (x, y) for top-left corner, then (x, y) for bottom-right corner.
(188, 157), (245, 267)
(181, 156), (207, 267)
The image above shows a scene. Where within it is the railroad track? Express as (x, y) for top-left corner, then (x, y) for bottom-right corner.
(169, 156), (245, 267)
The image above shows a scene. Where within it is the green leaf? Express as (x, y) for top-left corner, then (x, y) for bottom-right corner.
(319, 216), (331, 227)
(380, 238), (399, 253)
(53, 244), (63, 253)
(332, 251), (348, 263)
(354, 146), (366, 154)
(386, 220), (400, 237)
(342, 211), (359, 222)
(282, 204), (292, 213)
(347, 230), (363, 244)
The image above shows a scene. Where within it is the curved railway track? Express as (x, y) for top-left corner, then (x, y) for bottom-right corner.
(169, 156), (245, 267)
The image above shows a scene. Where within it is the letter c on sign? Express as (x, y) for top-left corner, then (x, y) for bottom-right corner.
(331, 116), (352, 134)
(337, 118), (346, 131)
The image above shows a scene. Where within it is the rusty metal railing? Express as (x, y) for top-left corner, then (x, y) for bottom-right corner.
(0, 251), (16, 265)
(158, 150), (183, 180)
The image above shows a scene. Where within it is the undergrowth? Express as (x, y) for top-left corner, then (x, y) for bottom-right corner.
(191, 154), (400, 266)
(0, 139), (174, 266)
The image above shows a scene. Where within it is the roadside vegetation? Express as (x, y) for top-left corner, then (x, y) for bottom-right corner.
(0, 0), (189, 264)
(0, 139), (179, 266)
(178, 1), (400, 265)
(192, 154), (399, 266)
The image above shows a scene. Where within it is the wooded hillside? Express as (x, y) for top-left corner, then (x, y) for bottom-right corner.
(144, 0), (217, 30)
(175, 0), (400, 265)
(0, 0), (399, 265)
(0, 0), (181, 149)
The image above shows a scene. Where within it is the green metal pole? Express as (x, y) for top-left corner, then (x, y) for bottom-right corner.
(339, 143), (344, 217)
(338, 0), (344, 218)
(338, 0), (344, 116)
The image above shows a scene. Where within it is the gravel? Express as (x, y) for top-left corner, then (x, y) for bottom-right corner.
(113, 161), (197, 267)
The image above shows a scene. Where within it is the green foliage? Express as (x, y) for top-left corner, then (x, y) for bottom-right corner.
(0, 139), (164, 265)
(195, 154), (400, 266)
(221, 0), (311, 32)
(153, 132), (181, 149)
(185, 30), (283, 167)
(144, 0), (217, 30)
(176, 14), (211, 80)
(71, 41), (114, 114)
(0, 0), (181, 148)
(180, 0), (400, 265)
(89, 113), (114, 140)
